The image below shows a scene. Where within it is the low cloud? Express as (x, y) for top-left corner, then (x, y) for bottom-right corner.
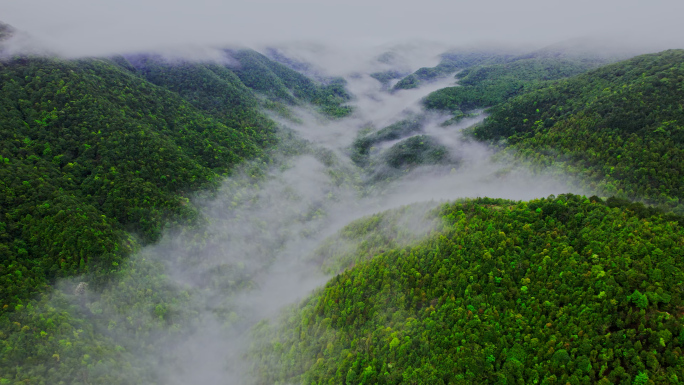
(3, 2), (678, 381)
(37, 52), (583, 384)
(1, 0), (683, 58)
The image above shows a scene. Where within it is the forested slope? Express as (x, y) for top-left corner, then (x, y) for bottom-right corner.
(252, 194), (684, 385)
(4, 28), (684, 385)
(0, 56), (272, 313)
(349, 116), (454, 184)
(0, 47), (353, 318)
(392, 60), (459, 90)
(116, 54), (272, 128)
(423, 56), (601, 114)
(351, 117), (424, 167)
(0, 44), (356, 383)
(247, 47), (684, 385)
(390, 49), (515, 91)
(474, 49), (684, 212)
(229, 50), (353, 117)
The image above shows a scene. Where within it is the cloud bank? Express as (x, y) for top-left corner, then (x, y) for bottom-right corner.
(2, 0), (684, 57)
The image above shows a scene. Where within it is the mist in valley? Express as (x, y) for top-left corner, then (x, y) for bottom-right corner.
(3, 1), (684, 383)
(33, 50), (585, 384)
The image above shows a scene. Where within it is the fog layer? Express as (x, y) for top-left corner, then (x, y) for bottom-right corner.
(2, 0), (684, 57)
(44, 48), (583, 385)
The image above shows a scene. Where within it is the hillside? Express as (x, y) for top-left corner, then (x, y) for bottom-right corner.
(423, 56), (602, 115)
(474, 49), (684, 212)
(348, 115), (459, 185)
(3, 29), (684, 385)
(351, 117), (424, 167)
(392, 60), (459, 91)
(0, 47), (354, 317)
(0, 56), (270, 312)
(229, 50), (353, 117)
(252, 194), (684, 385)
(389, 49), (516, 91)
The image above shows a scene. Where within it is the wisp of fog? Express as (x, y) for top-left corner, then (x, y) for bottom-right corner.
(42, 47), (586, 385)
(2, 1), (683, 382)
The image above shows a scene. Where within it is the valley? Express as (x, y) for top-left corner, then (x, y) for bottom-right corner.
(1, 25), (684, 384)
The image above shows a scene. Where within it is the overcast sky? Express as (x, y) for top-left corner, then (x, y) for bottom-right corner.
(2, 0), (684, 56)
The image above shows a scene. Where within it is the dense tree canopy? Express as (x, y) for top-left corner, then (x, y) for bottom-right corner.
(370, 71), (406, 88)
(229, 50), (353, 117)
(0, 34), (362, 381)
(252, 195), (684, 385)
(392, 60), (459, 91)
(0, 56), (273, 315)
(423, 57), (602, 114)
(475, 49), (684, 212)
(390, 48), (520, 92)
(3, 35), (684, 385)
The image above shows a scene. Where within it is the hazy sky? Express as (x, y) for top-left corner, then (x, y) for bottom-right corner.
(2, 0), (684, 56)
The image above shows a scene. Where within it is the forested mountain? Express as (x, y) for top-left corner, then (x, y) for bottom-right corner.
(348, 116), (454, 183)
(422, 56), (603, 115)
(248, 48), (684, 385)
(370, 70), (407, 88)
(252, 195), (684, 385)
(390, 49), (516, 91)
(474, 49), (684, 212)
(417, 41), (651, 119)
(228, 50), (353, 117)
(351, 117), (424, 166)
(0, 41), (358, 381)
(0, 47), (350, 321)
(392, 60), (459, 90)
(3, 20), (684, 385)
(0, 56), (265, 313)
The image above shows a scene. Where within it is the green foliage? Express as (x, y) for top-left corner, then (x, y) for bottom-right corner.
(230, 50), (353, 117)
(633, 371), (649, 385)
(0, 55), (281, 314)
(251, 194), (684, 384)
(630, 290), (649, 309)
(393, 60), (459, 90)
(121, 54), (274, 135)
(5, 39), (684, 385)
(393, 74), (420, 90)
(311, 202), (444, 274)
(0, 50), (358, 383)
(391, 48), (514, 91)
(0, 47), (356, 322)
(370, 70), (406, 87)
(0, 132), (324, 384)
(351, 117), (424, 167)
(438, 49), (515, 69)
(424, 57), (598, 113)
(0, 111), (355, 384)
(476, 49), (684, 211)
(383, 135), (447, 168)
(349, 116), (453, 183)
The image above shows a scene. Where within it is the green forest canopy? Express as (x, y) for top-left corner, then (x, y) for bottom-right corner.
(0, 47), (352, 384)
(423, 56), (603, 114)
(474, 49), (684, 212)
(0, 49), (351, 317)
(252, 194), (684, 385)
(3, 39), (684, 385)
